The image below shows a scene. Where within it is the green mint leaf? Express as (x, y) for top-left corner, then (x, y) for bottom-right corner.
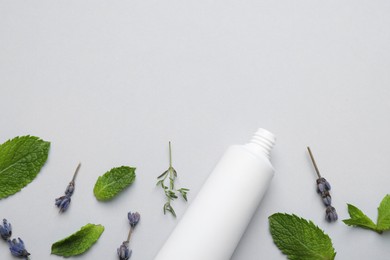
(51, 223), (104, 257)
(377, 195), (390, 231)
(269, 213), (336, 260)
(93, 166), (136, 201)
(0, 136), (50, 199)
(343, 194), (390, 233)
(342, 204), (377, 232)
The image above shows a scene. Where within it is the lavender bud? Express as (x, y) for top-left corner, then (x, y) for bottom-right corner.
(324, 179), (331, 190)
(0, 219), (12, 241)
(321, 191), (332, 206)
(128, 212), (140, 228)
(117, 241), (132, 260)
(55, 195), (71, 213)
(65, 182), (75, 197)
(8, 238), (30, 258)
(325, 206), (338, 222)
(317, 177), (331, 193)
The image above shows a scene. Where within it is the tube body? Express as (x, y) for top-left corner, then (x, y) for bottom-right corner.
(155, 128), (276, 260)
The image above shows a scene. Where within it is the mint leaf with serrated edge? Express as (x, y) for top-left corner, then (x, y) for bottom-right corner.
(343, 194), (390, 233)
(93, 166), (136, 201)
(342, 204), (377, 231)
(51, 223), (104, 257)
(269, 213), (336, 260)
(0, 135), (50, 199)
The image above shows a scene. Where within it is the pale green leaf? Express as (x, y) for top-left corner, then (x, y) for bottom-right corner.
(51, 223), (104, 257)
(0, 136), (50, 199)
(93, 166), (136, 201)
(269, 213), (336, 260)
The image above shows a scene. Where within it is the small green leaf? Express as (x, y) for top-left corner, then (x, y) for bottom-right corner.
(178, 188), (188, 201)
(157, 170), (168, 179)
(93, 166), (136, 201)
(269, 213), (336, 260)
(343, 194), (390, 233)
(164, 202), (176, 217)
(342, 204), (377, 232)
(377, 195), (390, 231)
(0, 136), (50, 199)
(51, 223), (104, 257)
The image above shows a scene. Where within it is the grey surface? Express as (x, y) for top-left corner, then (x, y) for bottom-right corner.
(1, 1), (390, 259)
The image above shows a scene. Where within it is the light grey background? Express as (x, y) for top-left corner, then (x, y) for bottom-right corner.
(1, 0), (390, 259)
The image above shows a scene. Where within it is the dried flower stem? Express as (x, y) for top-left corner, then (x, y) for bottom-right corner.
(71, 162), (81, 183)
(126, 227), (133, 243)
(307, 147), (321, 178)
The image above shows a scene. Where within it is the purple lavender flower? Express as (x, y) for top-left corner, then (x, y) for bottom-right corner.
(8, 238), (30, 258)
(321, 191), (332, 206)
(317, 177), (331, 193)
(0, 219), (12, 241)
(64, 182), (75, 197)
(128, 212), (140, 228)
(325, 206), (338, 222)
(55, 195), (71, 213)
(117, 241), (132, 260)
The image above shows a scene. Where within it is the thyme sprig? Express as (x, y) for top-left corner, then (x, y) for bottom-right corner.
(156, 142), (189, 217)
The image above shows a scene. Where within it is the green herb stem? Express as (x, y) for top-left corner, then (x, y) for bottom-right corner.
(157, 142), (189, 217)
(169, 141), (172, 168)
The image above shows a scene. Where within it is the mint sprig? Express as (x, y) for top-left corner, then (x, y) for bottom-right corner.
(343, 194), (390, 234)
(0, 136), (50, 199)
(269, 213), (336, 260)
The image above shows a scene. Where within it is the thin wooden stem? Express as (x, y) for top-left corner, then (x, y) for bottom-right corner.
(71, 163), (81, 182)
(307, 147), (321, 178)
(126, 227), (133, 242)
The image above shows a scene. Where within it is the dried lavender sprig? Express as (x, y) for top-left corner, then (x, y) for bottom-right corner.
(0, 219), (12, 241)
(117, 212), (140, 260)
(54, 163), (81, 213)
(307, 147), (337, 222)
